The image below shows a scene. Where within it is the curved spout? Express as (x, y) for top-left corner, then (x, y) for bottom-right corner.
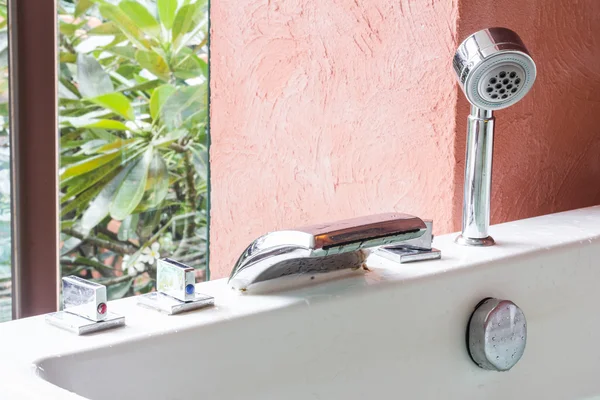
(228, 213), (427, 292)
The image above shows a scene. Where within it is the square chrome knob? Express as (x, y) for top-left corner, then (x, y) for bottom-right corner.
(62, 275), (108, 322)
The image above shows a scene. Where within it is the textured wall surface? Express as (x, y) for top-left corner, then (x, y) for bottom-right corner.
(210, 0), (459, 278)
(454, 0), (600, 230)
(210, 0), (600, 279)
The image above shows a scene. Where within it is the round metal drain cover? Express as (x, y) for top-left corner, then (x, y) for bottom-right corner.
(467, 298), (527, 371)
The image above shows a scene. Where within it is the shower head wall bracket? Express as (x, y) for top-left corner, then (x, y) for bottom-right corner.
(453, 28), (536, 246)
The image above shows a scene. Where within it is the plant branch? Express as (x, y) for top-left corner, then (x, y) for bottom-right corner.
(169, 142), (186, 153)
(63, 228), (137, 255)
(97, 226), (139, 249)
(173, 180), (186, 203)
(183, 151), (198, 237)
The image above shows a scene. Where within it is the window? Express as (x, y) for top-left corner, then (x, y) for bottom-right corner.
(7, 0), (210, 318)
(58, 0), (210, 300)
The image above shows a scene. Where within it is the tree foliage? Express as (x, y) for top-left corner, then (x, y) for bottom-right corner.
(58, 0), (209, 299)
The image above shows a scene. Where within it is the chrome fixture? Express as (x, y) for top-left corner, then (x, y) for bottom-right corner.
(228, 213), (441, 292)
(138, 258), (214, 315)
(376, 220), (440, 263)
(467, 298), (527, 371)
(46, 276), (125, 335)
(453, 27), (536, 246)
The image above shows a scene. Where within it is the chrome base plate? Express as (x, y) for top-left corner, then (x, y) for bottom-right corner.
(46, 311), (125, 335)
(138, 291), (214, 315)
(455, 235), (495, 246)
(376, 246), (441, 263)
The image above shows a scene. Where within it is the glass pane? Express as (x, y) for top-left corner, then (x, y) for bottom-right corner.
(0, 0), (10, 322)
(58, 0), (209, 301)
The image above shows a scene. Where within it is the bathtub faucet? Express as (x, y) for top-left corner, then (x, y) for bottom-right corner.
(228, 213), (441, 292)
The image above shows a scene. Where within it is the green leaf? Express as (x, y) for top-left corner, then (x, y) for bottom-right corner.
(119, 1), (161, 38)
(89, 92), (135, 120)
(58, 80), (79, 99)
(61, 219), (77, 230)
(118, 213), (139, 241)
(59, 77), (81, 98)
(89, 128), (119, 142)
(106, 278), (134, 300)
(59, 21), (81, 36)
(88, 22), (122, 36)
(135, 50), (170, 81)
(61, 183), (101, 217)
(107, 45), (137, 60)
(75, 0), (94, 17)
(60, 130), (82, 148)
(143, 152), (169, 208)
(172, 2), (204, 51)
(152, 129), (186, 147)
(172, 48), (207, 80)
(61, 149), (123, 180)
(63, 114), (130, 131)
(77, 53), (114, 98)
(80, 162), (134, 232)
(59, 52), (77, 64)
(136, 209), (162, 238)
(119, 79), (162, 93)
(99, 4), (150, 50)
(61, 145), (143, 200)
(149, 84), (175, 120)
(61, 155), (90, 164)
(73, 119), (129, 131)
(74, 35), (115, 53)
(160, 85), (207, 130)
(61, 110), (112, 128)
(190, 145), (208, 181)
(79, 139), (109, 154)
(157, 0), (178, 30)
(61, 166), (121, 217)
(110, 149), (153, 220)
(95, 138), (138, 153)
(60, 237), (83, 256)
(0, 36), (7, 69)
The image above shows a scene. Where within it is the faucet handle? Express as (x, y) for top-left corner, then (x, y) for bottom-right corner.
(376, 220), (441, 263)
(156, 258), (196, 302)
(137, 258), (214, 315)
(46, 276), (125, 335)
(62, 275), (108, 322)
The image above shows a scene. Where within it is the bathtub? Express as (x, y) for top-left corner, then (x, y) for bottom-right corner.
(1, 206), (599, 399)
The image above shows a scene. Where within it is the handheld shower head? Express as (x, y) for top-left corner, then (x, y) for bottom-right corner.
(453, 27), (536, 111)
(453, 28), (536, 247)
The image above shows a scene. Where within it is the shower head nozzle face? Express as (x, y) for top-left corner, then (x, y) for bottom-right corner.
(453, 28), (536, 111)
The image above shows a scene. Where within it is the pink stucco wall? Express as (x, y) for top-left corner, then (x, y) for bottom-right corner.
(209, 0), (600, 279)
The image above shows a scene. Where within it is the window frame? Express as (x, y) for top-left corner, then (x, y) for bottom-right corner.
(9, 0), (59, 318)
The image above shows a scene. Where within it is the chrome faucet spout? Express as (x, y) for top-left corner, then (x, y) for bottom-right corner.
(228, 213), (440, 292)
